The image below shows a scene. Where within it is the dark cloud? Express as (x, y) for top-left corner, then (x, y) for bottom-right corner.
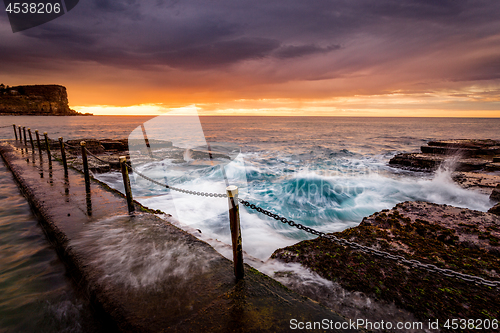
(455, 57), (500, 82)
(274, 44), (341, 59)
(1, 0), (499, 98)
(367, 0), (465, 20)
(22, 24), (97, 46)
(92, 0), (141, 16)
(156, 37), (280, 69)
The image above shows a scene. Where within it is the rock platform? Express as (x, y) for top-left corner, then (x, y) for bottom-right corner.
(273, 201), (500, 328)
(390, 139), (500, 203)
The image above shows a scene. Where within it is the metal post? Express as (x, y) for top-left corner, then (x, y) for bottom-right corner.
(28, 128), (35, 152)
(13, 124), (18, 141)
(18, 126), (22, 145)
(86, 192), (92, 217)
(120, 156), (135, 214)
(81, 141), (91, 195)
(44, 132), (52, 165)
(59, 137), (68, 175)
(226, 185), (244, 280)
(141, 124), (153, 158)
(22, 127), (27, 145)
(35, 130), (42, 156)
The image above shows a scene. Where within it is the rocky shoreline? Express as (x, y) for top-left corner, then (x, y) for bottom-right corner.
(272, 201), (500, 330)
(389, 139), (500, 172)
(390, 139), (500, 215)
(389, 139), (500, 193)
(270, 139), (500, 331)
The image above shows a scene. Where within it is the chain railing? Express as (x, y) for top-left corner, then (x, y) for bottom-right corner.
(61, 141), (80, 149)
(8, 125), (500, 288)
(126, 162), (228, 198)
(82, 147), (114, 164)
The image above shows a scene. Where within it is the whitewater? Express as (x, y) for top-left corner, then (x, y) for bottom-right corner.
(91, 113), (496, 261)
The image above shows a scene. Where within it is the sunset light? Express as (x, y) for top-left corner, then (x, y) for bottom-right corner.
(2, 1), (500, 332)
(1, 1), (499, 117)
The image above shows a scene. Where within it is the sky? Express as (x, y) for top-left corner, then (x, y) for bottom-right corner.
(1, 0), (500, 116)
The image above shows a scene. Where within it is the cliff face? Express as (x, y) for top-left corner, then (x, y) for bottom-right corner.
(0, 85), (86, 116)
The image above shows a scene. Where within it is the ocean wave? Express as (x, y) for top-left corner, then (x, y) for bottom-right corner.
(94, 149), (492, 260)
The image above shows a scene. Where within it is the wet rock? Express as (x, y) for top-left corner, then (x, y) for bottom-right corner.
(55, 138), (236, 172)
(390, 139), (500, 169)
(389, 153), (490, 172)
(427, 139), (500, 152)
(66, 139), (104, 154)
(361, 201), (500, 255)
(389, 153), (441, 170)
(489, 203), (500, 216)
(390, 139), (500, 197)
(100, 140), (127, 152)
(272, 201), (500, 326)
(491, 185), (500, 202)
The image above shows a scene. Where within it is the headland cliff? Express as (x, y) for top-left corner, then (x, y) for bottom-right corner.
(0, 84), (90, 116)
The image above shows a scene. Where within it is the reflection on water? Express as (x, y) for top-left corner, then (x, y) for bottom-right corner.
(0, 159), (102, 332)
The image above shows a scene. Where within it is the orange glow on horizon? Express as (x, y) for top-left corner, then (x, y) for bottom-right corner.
(73, 104), (500, 117)
(73, 91), (500, 117)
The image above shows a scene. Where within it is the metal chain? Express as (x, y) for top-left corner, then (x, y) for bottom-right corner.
(63, 141), (81, 149)
(84, 147), (115, 165)
(126, 162), (228, 198)
(238, 199), (500, 289)
(0, 125), (13, 128)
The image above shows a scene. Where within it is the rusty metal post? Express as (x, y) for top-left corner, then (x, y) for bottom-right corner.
(22, 127), (27, 145)
(59, 137), (68, 175)
(141, 124), (153, 158)
(120, 156), (135, 214)
(18, 126), (22, 145)
(13, 124), (18, 141)
(35, 130), (42, 156)
(44, 132), (52, 165)
(226, 185), (244, 280)
(28, 128), (35, 152)
(81, 141), (91, 195)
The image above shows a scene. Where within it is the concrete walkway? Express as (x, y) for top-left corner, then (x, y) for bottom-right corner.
(0, 141), (357, 333)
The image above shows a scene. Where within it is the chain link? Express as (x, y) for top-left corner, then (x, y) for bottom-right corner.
(238, 199), (500, 289)
(126, 162), (228, 198)
(84, 147), (115, 165)
(63, 141), (81, 149)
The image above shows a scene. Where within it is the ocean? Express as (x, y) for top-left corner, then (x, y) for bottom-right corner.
(0, 115), (499, 330)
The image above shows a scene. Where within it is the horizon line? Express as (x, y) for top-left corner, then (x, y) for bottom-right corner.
(86, 114), (500, 118)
